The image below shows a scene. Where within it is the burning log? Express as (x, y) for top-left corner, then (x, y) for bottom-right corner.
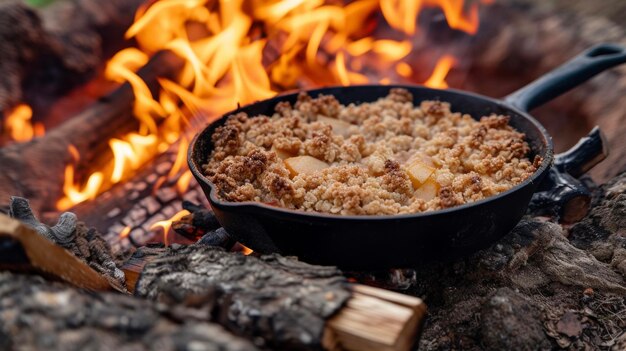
(0, 0), (146, 116)
(130, 244), (426, 351)
(0, 50), (184, 214)
(0, 272), (259, 351)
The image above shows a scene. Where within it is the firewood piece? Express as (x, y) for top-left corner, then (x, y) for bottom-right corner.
(8, 196), (126, 291)
(8, 195), (77, 242)
(0, 0), (146, 116)
(196, 227), (236, 249)
(0, 272), (259, 351)
(171, 201), (222, 240)
(0, 213), (111, 291)
(0, 50), (184, 214)
(120, 244), (166, 293)
(134, 244), (426, 351)
(325, 285), (426, 351)
(135, 244), (351, 350)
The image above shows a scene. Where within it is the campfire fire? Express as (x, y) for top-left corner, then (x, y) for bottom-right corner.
(9, 0), (492, 242)
(1, 104), (44, 144)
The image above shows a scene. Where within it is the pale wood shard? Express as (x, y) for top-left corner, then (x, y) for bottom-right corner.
(325, 284), (426, 351)
(0, 213), (112, 291)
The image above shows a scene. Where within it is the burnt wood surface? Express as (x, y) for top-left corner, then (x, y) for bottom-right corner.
(135, 244), (352, 351)
(0, 50), (183, 215)
(0, 213), (113, 292)
(0, 0), (145, 118)
(7, 196), (126, 290)
(172, 200), (223, 240)
(0, 272), (259, 351)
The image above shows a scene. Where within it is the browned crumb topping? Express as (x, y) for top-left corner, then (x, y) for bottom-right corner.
(203, 88), (540, 215)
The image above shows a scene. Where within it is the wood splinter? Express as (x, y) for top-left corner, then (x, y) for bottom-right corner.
(0, 213), (112, 291)
(325, 284), (426, 351)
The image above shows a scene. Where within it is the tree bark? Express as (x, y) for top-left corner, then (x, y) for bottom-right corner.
(0, 272), (259, 351)
(135, 244), (352, 351)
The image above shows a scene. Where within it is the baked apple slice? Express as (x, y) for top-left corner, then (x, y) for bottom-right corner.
(406, 160), (435, 189)
(317, 115), (353, 137)
(271, 145), (295, 160)
(284, 156), (329, 177)
(415, 176), (440, 201)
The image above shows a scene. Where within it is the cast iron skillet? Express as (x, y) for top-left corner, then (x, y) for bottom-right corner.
(189, 44), (626, 269)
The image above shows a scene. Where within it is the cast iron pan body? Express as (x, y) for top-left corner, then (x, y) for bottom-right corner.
(189, 44), (626, 269)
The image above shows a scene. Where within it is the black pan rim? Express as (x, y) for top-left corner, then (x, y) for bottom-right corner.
(188, 84), (555, 221)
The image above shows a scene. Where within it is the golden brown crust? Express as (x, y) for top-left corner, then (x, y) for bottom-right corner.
(203, 89), (539, 215)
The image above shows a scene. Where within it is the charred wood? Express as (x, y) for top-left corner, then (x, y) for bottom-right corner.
(8, 196), (126, 290)
(0, 213), (112, 291)
(172, 201), (222, 241)
(133, 244), (426, 351)
(135, 244), (351, 350)
(196, 227), (236, 249)
(0, 272), (259, 351)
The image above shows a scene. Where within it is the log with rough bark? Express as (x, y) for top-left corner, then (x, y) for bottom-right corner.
(131, 244), (426, 351)
(1, 198), (426, 351)
(0, 50), (184, 214)
(0, 272), (259, 351)
(0, 0), (146, 117)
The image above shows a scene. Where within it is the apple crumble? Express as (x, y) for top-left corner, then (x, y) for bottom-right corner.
(202, 89), (541, 215)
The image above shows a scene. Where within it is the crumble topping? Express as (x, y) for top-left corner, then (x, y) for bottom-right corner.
(203, 89), (540, 215)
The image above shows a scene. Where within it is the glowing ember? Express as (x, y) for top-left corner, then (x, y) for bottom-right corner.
(241, 245), (254, 255)
(2, 104), (44, 143)
(119, 226), (132, 239)
(57, 0), (491, 211)
(151, 209), (190, 246)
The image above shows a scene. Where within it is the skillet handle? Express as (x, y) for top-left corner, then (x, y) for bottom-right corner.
(504, 43), (626, 112)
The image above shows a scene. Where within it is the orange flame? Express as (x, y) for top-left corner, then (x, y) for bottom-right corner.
(176, 170), (193, 194)
(57, 0), (490, 211)
(424, 55), (457, 89)
(3, 104), (43, 142)
(150, 209), (190, 246)
(57, 163), (104, 211)
(241, 244), (253, 255)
